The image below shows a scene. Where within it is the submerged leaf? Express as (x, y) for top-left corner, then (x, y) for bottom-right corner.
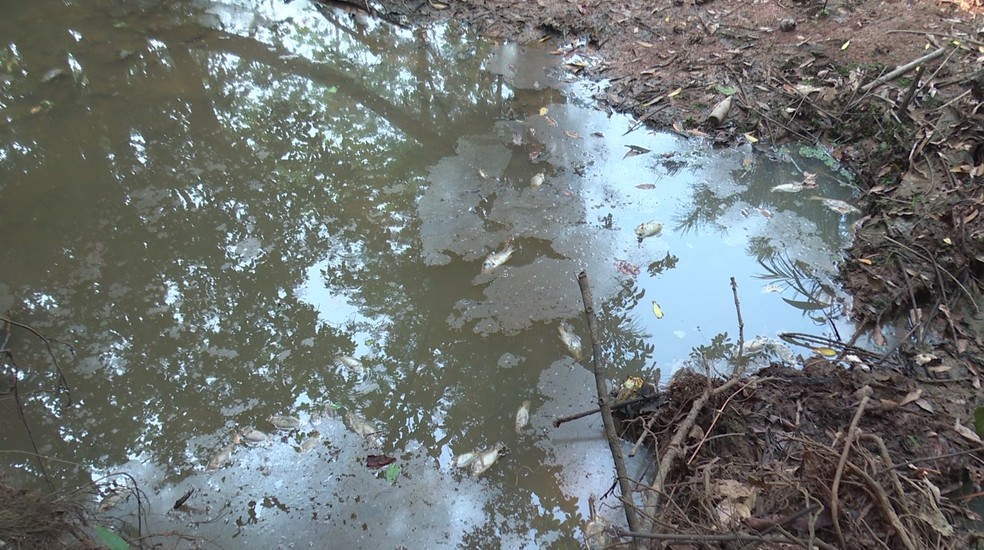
(384, 463), (401, 484)
(367, 454), (396, 469)
(623, 144), (651, 159)
(93, 526), (130, 550)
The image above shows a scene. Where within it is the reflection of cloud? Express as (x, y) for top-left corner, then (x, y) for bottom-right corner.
(297, 258), (360, 326)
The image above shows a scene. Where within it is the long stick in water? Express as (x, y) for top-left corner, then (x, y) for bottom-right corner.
(576, 271), (639, 535)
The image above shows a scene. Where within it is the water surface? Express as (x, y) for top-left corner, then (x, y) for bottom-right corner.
(0, 0), (857, 546)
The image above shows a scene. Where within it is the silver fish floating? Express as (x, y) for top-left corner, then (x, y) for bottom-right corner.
(239, 429), (270, 447)
(583, 496), (613, 550)
(558, 321), (583, 360)
(481, 243), (515, 273)
(345, 410), (380, 446)
(267, 415), (301, 431)
(515, 400), (531, 433)
(98, 484), (134, 512)
(298, 432), (321, 453)
(333, 354), (364, 373)
(634, 220), (662, 240)
(206, 442), (237, 473)
(811, 196), (861, 215)
(470, 444), (506, 478)
(452, 450), (479, 469)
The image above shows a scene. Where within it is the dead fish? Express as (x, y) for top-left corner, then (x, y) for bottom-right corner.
(634, 220), (662, 240)
(558, 321), (583, 360)
(239, 429), (269, 447)
(298, 432), (321, 453)
(530, 172), (545, 188)
(811, 196), (860, 215)
(515, 400), (531, 433)
(452, 450), (479, 469)
(334, 354), (364, 372)
(98, 484), (134, 512)
(771, 183), (809, 193)
(584, 496), (613, 550)
(206, 443), (237, 473)
(481, 243), (515, 273)
(267, 415), (301, 431)
(470, 444), (506, 478)
(344, 410), (379, 442)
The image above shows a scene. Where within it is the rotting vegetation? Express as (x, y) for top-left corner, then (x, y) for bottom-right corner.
(369, 0), (984, 547)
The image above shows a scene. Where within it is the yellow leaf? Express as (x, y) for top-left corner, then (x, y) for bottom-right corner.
(743, 133), (758, 143)
(943, 237), (952, 245)
(858, 258), (872, 265)
(427, 0), (449, 9)
(840, 40), (851, 50)
(813, 347), (837, 357)
(539, 107), (549, 116)
(652, 301), (664, 319)
(667, 88), (682, 98)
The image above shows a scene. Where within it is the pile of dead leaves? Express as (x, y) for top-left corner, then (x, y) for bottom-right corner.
(612, 360), (984, 549)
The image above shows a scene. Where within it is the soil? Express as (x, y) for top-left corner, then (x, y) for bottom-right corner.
(371, 0), (984, 547)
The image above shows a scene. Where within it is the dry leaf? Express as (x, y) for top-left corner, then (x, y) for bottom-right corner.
(954, 419), (982, 443)
(899, 389), (923, 407)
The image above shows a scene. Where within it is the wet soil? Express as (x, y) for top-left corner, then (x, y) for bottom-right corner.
(370, 0), (984, 547)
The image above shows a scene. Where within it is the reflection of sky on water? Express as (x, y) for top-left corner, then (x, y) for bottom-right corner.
(0, 0), (861, 547)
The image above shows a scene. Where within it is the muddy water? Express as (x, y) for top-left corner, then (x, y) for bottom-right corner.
(0, 0), (857, 547)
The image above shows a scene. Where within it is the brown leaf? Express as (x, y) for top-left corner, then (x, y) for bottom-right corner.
(636, 183), (656, 189)
(366, 454), (396, 469)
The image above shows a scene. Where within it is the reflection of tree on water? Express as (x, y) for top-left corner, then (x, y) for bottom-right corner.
(752, 247), (846, 324)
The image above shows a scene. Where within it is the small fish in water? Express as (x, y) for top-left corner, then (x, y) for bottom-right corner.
(206, 442), (237, 473)
(530, 172), (545, 188)
(239, 429), (270, 447)
(470, 444), (506, 478)
(584, 496), (613, 550)
(345, 410), (380, 446)
(634, 220), (662, 240)
(333, 354), (365, 379)
(298, 432), (321, 453)
(811, 196), (860, 215)
(515, 400), (531, 433)
(558, 321), (583, 360)
(452, 450), (479, 469)
(481, 243), (515, 273)
(268, 415), (301, 431)
(98, 484), (134, 512)
(771, 183), (809, 193)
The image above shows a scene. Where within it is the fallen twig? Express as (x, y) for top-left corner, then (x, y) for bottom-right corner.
(860, 47), (946, 93)
(830, 385), (873, 548)
(552, 395), (656, 428)
(576, 271), (639, 535)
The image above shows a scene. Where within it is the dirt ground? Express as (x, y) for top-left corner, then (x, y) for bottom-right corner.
(371, 0), (984, 547)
